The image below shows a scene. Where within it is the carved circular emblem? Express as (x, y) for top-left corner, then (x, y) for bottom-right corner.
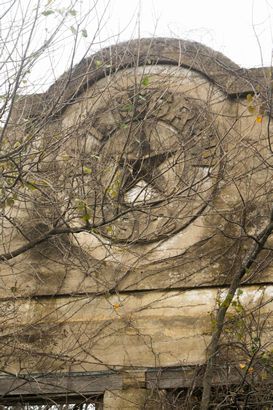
(63, 66), (222, 244)
(89, 82), (220, 243)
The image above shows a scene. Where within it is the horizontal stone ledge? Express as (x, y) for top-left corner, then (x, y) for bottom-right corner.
(0, 365), (267, 401)
(146, 365), (251, 388)
(0, 371), (122, 400)
(1, 280), (273, 302)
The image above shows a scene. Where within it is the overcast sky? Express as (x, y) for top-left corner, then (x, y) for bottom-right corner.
(4, 0), (273, 93)
(98, 0), (273, 68)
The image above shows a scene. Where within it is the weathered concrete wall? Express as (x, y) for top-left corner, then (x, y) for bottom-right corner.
(1, 286), (273, 375)
(1, 39), (273, 396)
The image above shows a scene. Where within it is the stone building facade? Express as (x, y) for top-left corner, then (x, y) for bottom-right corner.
(1, 38), (273, 408)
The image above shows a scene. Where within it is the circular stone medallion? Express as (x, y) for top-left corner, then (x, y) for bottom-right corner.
(66, 66), (223, 244)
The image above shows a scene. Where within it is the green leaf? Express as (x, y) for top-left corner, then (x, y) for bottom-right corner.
(248, 105), (256, 114)
(81, 213), (91, 223)
(83, 166), (92, 175)
(106, 225), (113, 234)
(6, 197), (14, 207)
(95, 60), (103, 68)
(69, 9), (77, 16)
(70, 26), (77, 35)
(42, 10), (54, 16)
(90, 227), (99, 234)
(75, 200), (86, 211)
(122, 103), (134, 112)
(25, 182), (37, 191)
(141, 76), (149, 87)
(81, 29), (88, 38)
(246, 94), (253, 103)
(107, 189), (117, 199)
(56, 8), (65, 16)
(220, 293), (233, 308)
